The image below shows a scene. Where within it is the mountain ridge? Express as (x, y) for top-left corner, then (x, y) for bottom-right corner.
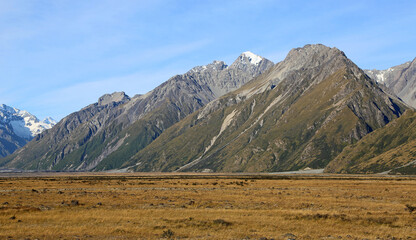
(0, 52), (273, 171)
(325, 109), (416, 174)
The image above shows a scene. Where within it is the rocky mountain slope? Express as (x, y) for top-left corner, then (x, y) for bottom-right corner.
(324, 58), (416, 175)
(0, 104), (56, 157)
(123, 44), (408, 173)
(365, 58), (416, 108)
(325, 109), (416, 174)
(0, 53), (273, 171)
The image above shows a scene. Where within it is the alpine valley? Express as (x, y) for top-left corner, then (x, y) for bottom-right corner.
(1, 44), (416, 174)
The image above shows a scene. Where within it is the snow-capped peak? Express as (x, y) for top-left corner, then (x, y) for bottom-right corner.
(0, 104), (56, 139)
(43, 117), (57, 125)
(242, 51), (263, 65)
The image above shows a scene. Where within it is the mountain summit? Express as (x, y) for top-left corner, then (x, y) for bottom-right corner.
(240, 51), (264, 65)
(98, 92), (130, 106)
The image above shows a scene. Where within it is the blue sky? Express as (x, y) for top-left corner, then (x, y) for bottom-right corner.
(1, 0), (415, 120)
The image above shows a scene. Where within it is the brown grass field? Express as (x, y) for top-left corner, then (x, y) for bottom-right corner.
(0, 173), (415, 239)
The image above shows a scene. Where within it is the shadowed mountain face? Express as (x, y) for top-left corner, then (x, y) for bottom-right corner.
(365, 58), (416, 108)
(0, 53), (273, 171)
(124, 44), (407, 173)
(325, 109), (416, 174)
(0, 122), (27, 158)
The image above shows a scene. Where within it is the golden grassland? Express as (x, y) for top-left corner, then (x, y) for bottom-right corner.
(0, 174), (415, 239)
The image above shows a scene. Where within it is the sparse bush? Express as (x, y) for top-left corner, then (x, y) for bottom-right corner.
(162, 229), (174, 238)
(70, 200), (79, 206)
(213, 219), (232, 226)
(1, 175), (416, 239)
(365, 216), (398, 225)
(405, 204), (416, 213)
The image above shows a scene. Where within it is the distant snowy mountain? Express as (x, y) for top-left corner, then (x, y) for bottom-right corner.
(365, 58), (416, 108)
(241, 51), (263, 65)
(43, 117), (56, 125)
(0, 104), (56, 157)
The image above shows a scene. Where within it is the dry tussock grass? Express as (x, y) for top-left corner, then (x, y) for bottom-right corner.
(0, 175), (415, 239)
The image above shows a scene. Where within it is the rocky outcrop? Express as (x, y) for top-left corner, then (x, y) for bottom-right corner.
(365, 58), (416, 108)
(98, 92), (130, 106)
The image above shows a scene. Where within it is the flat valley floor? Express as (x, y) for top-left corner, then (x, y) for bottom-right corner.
(0, 173), (415, 239)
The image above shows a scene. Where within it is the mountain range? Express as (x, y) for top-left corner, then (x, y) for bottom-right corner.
(0, 52), (273, 170)
(124, 44), (407, 172)
(1, 44), (415, 174)
(0, 104), (55, 157)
